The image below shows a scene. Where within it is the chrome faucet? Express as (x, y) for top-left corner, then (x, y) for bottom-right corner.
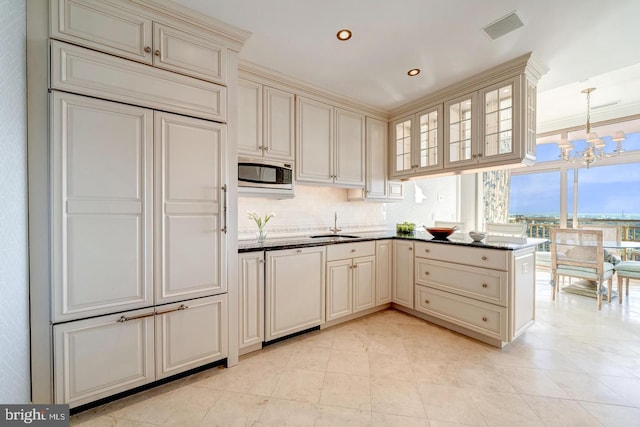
(329, 212), (342, 235)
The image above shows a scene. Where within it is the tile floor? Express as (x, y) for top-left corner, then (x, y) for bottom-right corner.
(71, 271), (640, 426)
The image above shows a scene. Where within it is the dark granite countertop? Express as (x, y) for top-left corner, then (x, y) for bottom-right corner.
(238, 231), (547, 253)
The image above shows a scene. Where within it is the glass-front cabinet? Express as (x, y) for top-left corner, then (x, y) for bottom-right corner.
(481, 78), (519, 162)
(444, 93), (476, 167)
(390, 104), (443, 178)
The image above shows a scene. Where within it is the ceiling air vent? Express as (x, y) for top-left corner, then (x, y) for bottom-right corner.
(482, 11), (524, 40)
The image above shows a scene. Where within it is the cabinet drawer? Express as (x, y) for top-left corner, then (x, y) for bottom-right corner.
(415, 285), (507, 341)
(415, 258), (507, 306)
(415, 241), (508, 271)
(327, 241), (375, 261)
(51, 40), (226, 122)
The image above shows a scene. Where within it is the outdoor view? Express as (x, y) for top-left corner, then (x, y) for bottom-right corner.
(509, 130), (640, 249)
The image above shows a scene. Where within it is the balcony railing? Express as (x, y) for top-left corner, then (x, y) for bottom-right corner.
(509, 216), (640, 255)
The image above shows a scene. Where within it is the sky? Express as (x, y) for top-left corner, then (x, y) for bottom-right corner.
(509, 133), (640, 217)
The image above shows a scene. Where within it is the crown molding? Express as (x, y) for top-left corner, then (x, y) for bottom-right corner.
(239, 60), (389, 120)
(389, 52), (547, 119)
(131, 0), (251, 51)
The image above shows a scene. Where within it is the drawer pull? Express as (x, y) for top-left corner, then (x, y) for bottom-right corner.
(424, 271), (430, 275)
(144, 46), (151, 53)
(482, 283), (488, 288)
(482, 316), (488, 322)
(424, 249), (430, 253)
(296, 249), (302, 253)
(409, 247), (413, 251)
(351, 249), (356, 253)
(424, 299), (430, 304)
(154, 49), (161, 56)
(482, 256), (488, 261)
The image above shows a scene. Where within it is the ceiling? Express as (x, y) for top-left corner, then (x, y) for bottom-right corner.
(174, 0), (640, 128)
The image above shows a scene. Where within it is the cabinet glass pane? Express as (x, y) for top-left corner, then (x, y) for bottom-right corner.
(484, 84), (513, 156)
(395, 120), (412, 171)
(419, 110), (438, 167)
(448, 99), (472, 162)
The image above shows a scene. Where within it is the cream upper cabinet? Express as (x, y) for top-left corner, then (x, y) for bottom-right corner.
(296, 96), (365, 187)
(238, 79), (294, 161)
(390, 104), (443, 178)
(51, 92), (154, 322)
(263, 86), (295, 160)
(237, 79), (262, 156)
(392, 240), (414, 309)
(154, 112), (227, 305)
(50, 0), (227, 85)
(444, 93), (477, 168)
(238, 252), (265, 353)
(349, 117), (403, 201)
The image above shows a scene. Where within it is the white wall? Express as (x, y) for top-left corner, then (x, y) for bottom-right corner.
(0, 0), (31, 403)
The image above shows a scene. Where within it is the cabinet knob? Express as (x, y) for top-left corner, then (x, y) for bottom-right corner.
(477, 153), (483, 158)
(408, 247), (413, 251)
(482, 316), (488, 322)
(424, 271), (430, 275)
(482, 283), (488, 288)
(296, 249), (302, 253)
(482, 256), (487, 261)
(424, 299), (430, 304)
(154, 50), (161, 56)
(351, 249), (356, 253)
(144, 46), (151, 53)
(425, 249), (430, 253)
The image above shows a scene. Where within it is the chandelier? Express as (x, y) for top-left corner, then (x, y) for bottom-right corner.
(558, 87), (626, 168)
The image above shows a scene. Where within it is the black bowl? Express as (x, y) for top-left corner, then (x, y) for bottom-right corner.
(424, 226), (456, 239)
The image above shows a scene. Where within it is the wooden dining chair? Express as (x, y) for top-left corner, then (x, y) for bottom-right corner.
(550, 228), (615, 310)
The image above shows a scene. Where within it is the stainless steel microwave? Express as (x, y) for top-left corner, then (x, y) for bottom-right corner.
(238, 157), (294, 197)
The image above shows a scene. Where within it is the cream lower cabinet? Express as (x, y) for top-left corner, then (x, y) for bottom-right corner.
(238, 252), (265, 353)
(375, 240), (393, 305)
(265, 247), (326, 341)
(413, 242), (535, 345)
(392, 240), (414, 308)
(54, 295), (227, 408)
(326, 242), (376, 322)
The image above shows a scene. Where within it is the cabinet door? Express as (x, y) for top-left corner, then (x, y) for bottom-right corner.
(155, 295), (228, 380)
(393, 240), (414, 308)
(414, 105), (444, 173)
(153, 23), (227, 85)
(51, 0), (153, 64)
(479, 77), (520, 163)
(265, 247), (326, 341)
(365, 117), (388, 199)
(296, 97), (333, 183)
(334, 108), (365, 187)
(51, 92), (153, 322)
(353, 256), (376, 313)
(327, 259), (353, 321)
(237, 79), (263, 157)
(390, 116), (414, 178)
(375, 240), (393, 305)
(54, 308), (155, 407)
(155, 112), (227, 304)
(238, 252), (265, 350)
(264, 86), (295, 161)
(444, 93), (477, 168)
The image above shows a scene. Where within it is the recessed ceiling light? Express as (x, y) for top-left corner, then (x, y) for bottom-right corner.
(336, 29), (352, 41)
(407, 68), (420, 76)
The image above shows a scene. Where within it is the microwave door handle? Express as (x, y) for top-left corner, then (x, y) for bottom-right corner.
(221, 184), (228, 234)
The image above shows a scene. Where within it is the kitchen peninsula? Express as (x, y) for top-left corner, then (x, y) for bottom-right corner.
(238, 231), (544, 353)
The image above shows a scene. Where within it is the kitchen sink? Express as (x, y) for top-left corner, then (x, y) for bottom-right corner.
(309, 234), (360, 239)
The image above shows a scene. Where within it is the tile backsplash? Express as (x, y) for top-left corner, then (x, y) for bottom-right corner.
(238, 175), (459, 240)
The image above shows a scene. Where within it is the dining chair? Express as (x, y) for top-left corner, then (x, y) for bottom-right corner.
(614, 261), (640, 303)
(578, 224), (622, 259)
(550, 228), (615, 310)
